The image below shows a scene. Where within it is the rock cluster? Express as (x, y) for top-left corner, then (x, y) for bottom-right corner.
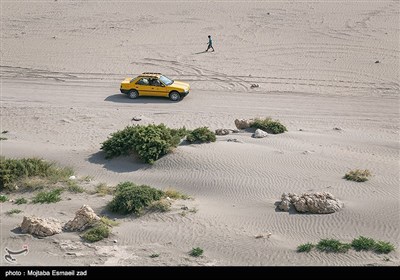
(64, 205), (100, 232)
(278, 192), (343, 214)
(20, 216), (62, 237)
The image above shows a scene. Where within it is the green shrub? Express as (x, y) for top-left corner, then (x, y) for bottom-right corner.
(373, 241), (395, 254)
(150, 253), (160, 258)
(316, 239), (351, 253)
(189, 247), (204, 257)
(343, 169), (371, 182)
(150, 199), (171, 212)
(170, 127), (190, 138)
(101, 124), (186, 164)
(67, 181), (84, 193)
(186, 127), (216, 143)
(0, 157), (73, 190)
(351, 236), (376, 251)
(6, 209), (22, 215)
(297, 243), (315, 253)
(250, 118), (287, 134)
(82, 223), (110, 243)
(0, 194), (8, 202)
(100, 216), (119, 227)
(0, 137), (7, 141)
(32, 188), (63, 204)
(108, 182), (164, 215)
(93, 183), (114, 196)
(164, 188), (190, 200)
(15, 197), (28, 205)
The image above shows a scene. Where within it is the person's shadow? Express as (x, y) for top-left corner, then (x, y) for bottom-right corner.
(194, 50), (208, 55)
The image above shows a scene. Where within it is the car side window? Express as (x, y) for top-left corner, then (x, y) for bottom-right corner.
(150, 78), (162, 87)
(136, 78), (150, 85)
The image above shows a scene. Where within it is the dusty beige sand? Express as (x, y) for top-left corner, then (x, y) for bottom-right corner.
(1, 0), (399, 266)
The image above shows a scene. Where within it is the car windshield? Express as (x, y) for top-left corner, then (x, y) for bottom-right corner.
(159, 75), (174, 86)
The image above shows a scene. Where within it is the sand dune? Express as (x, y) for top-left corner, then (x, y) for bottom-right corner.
(1, 1), (399, 266)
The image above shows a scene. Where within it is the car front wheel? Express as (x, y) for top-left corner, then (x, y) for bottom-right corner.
(169, 91), (181, 102)
(128, 89), (139, 99)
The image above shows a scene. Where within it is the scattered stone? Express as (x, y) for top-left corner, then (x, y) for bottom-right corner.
(234, 119), (254, 129)
(255, 235), (264, 239)
(278, 192), (343, 214)
(69, 175), (76, 180)
(113, 240), (118, 244)
(375, 60), (380, 64)
(181, 206), (189, 210)
(299, 129), (303, 131)
(64, 205), (100, 232)
(20, 216), (62, 237)
(250, 84), (259, 88)
(227, 138), (242, 143)
(253, 129), (269, 138)
(132, 116), (142, 121)
(215, 129), (230, 136)
(230, 129), (240, 133)
(333, 127), (342, 131)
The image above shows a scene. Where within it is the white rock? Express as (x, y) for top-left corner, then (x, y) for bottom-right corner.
(64, 205), (100, 232)
(21, 216), (62, 237)
(69, 175), (76, 180)
(253, 129), (269, 138)
(278, 192), (343, 214)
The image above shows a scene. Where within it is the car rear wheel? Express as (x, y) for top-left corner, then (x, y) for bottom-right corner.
(128, 89), (139, 99)
(169, 91), (181, 102)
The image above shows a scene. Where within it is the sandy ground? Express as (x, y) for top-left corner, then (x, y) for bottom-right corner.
(1, 0), (399, 266)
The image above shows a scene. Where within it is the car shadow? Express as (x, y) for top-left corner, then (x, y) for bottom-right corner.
(105, 94), (177, 104)
(87, 151), (150, 173)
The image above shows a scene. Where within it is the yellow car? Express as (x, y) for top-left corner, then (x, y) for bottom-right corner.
(120, 72), (190, 101)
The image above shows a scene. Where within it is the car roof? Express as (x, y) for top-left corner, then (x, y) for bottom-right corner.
(138, 72), (162, 78)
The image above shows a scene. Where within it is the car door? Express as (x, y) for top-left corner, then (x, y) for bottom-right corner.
(135, 78), (153, 96)
(149, 78), (168, 97)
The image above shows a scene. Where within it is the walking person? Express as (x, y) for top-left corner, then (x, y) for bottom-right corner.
(206, 35), (214, 52)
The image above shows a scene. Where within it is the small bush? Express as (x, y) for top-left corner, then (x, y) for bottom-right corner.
(32, 188), (63, 204)
(0, 194), (8, 202)
(343, 169), (371, 182)
(351, 236), (376, 251)
(297, 243), (314, 253)
(100, 216), (119, 227)
(101, 124), (185, 164)
(82, 223), (110, 243)
(93, 183), (114, 196)
(150, 254), (160, 258)
(250, 118), (287, 134)
(0, 137), (7, 141)
(6, 209), (22, 215)
(373, 241), (395, 254)
(186, 127), (216, 143)
(150, 199), (171, 212)
(316, 239), (351, 253)
(164, 188), (190, 200)
(15, 197), (28, 205)
(67, 181), (84, 193)
(0, 157), (73, 190)
(189, 247), (204, 257)
(108, 182), (164, 215)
